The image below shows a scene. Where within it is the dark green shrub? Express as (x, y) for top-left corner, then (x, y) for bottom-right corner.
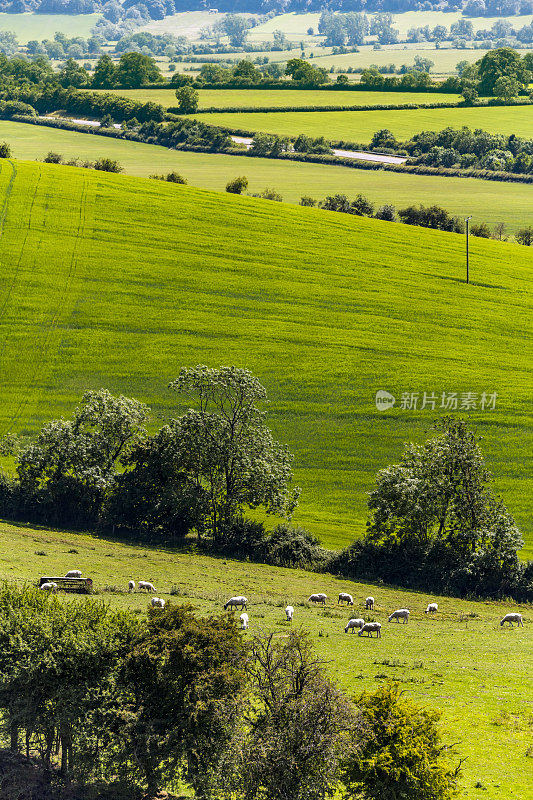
(226, 175), (248, 194)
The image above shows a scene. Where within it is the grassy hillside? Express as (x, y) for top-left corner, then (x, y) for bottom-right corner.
(1, 121), (530, 233)
(0, 160), (531, 554)
(0, 519), (531, 800)
(93, 88), (462, 109)
(191, 104), (533, 141)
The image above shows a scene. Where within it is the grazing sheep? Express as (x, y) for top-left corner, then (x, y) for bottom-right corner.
(388, 609), (410, 623)
(139, 581), (156, 593)
(40, 582), (57, 592)
(338, 592), (354, 606)
(65, 570), (82, 578)
(240, 612), (249, 630)
(358, 622), (381, 638)
(365, 596), (374, 610)
(425, 603), (438, 614)
(500, 613), (523, 627)
(285, 605), (294, 622)
(224, 596), (248, 611)
(151, 597), (165, 609)
(345, 618), (365, 633)
(128, 580), (135, 593)
(308, 593), (327, 605)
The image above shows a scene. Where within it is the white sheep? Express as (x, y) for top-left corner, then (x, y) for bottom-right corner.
(358, 622), (381, 638)
(138, 581), (156, 593)
(308, 593), (327, 605)
(338, 592), (354, 606)
(65, 570), (82, 578)
(365, 596), (375, 610)
(285, 605), (294, 622)
(345, 618), (365, 633)
(240, 612), (249, 629)
(500, 613), (523, 627)
(128, 580), (135, 593)
(388, 609), (410, 623)
(425, 603), (438, 614)
(40, 582), (58, 592)
(224, 596), (247, 611)
(150, 597), (165, 609)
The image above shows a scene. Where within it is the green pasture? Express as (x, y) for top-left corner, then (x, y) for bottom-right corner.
(191, 104), (533, 141)
(247, 10), (533, 42)
(0, 519), (531, 800)
(93, 87), (462, 109)
(0, 160), (531, 554)
(141, 10), (256, 39)
(1, 120), (530, 234)
(305, 44), (490, 74)
(0, 12), (101, 43)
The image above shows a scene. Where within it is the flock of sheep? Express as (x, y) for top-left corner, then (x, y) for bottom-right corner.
(222, 592), (524, 633)
(39, 574), (524, 630)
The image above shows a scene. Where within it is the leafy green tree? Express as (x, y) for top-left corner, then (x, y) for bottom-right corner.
(342, 682), (460, 800)
(241, 630), (357, 800)
(232, 59), (262, 82)
(93, 157), (123, 173)
(285, 58), (329, 85)
(91, 54), (116, 88)
(105, 423), (209, 538)
(351, 194), (374, 216)
(176, 84), (199, 113)
(115, 52), (162, 88)
(0, 584), (138, 780)
(0, 141), (11, 158)
(477, 47), (530, 94)
(219, 13), (250, 47)
(111, 604), (247, 796)
(515, 226), (533, 245)
(226, 175), (248, 194)
(16, 389), (149, 525)
(59, 58), (90, 88)
(167, 366), (299, 540)
(493, 75), (520, 99)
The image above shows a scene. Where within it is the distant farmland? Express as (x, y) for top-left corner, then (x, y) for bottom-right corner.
(189, 104), (533, 142)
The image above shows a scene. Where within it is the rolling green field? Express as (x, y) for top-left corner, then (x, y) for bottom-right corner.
(93, 87), (462, 109)
(191, 104), (533, 141)
(0, 518), (531, 800)
(0, 12), (101, 42)
(0, 160), (531, 554)
(246, 10), (533, 42)
(1, 120), (531, 234)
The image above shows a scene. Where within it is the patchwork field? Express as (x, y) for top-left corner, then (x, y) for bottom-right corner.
(0, 12), (101, 42)
(0, 160), (531, 554)
(190, 104), (533, 141)
(1, 121), (531, 234)
(94, 87), (462, 109)
(0, 518), (531, 800)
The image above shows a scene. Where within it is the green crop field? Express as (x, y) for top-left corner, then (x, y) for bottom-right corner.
(0, 518), (531, 800)
(1, 120), (531, 234)
(93, 87), (462, 109)
(0, 12), (101, 42)
(0, 160), (531, 555)
(191, 104), (533, 142)
(304, 45), (501, 74)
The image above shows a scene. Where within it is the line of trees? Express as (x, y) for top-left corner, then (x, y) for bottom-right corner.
(0, 583), (461, 799)
(1, 372), (531, 600)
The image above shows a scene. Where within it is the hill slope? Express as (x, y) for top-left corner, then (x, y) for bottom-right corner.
(0, 160), (531, 552)
(0, 518), (531, 800)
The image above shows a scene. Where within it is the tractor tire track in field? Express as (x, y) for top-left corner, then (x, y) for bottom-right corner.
(0, 164), (44, 347)
(4, 175), (91, 433)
